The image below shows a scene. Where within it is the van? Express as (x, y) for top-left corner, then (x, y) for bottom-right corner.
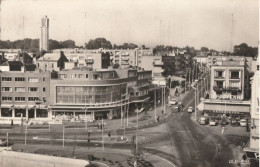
(199, 117), (208, 125)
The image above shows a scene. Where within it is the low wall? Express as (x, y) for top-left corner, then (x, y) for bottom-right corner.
(0, 150), (89, 167)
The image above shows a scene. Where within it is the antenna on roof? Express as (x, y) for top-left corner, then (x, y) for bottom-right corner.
(230, 13), (234, 53)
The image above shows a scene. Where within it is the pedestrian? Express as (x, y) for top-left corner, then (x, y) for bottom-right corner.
(162, 110), (164, 114)
(108, 132), (111, 138)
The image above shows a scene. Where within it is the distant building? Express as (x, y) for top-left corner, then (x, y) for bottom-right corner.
(36, 52), (69, 71)
(194, 55), (208, 65)
(40, 16), (49, 52)
(64, 52), (110, 70)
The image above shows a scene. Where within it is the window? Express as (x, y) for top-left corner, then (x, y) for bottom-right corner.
(2, 77), (12, 81)
(28, 97), (39, 101)
(216, 81), (223, 88)
(2, 87), (12, 92)
(86, 74), (89, 78)
(28, 87), (38, 92)
(15, 97), (25, 101)
(15, 87), (25, 92)
(28, 77), (39, 82)
(59, 74), (67, 79)
(15, 77), (25, 81)
(43, 87), (46, 92)
(43, 97), (46, 102)
(93, 74), (101, 80)
(52, 63), (54, 68)
(78, 74), (83, 78)
(43, 77), (45, 82)
(230, 71), (239, 79)
(2, 97), (12, 101)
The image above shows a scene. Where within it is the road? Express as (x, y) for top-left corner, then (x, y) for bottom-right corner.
(0, 76), (249, 167)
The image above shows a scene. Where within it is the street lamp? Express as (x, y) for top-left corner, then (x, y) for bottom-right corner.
(191, 83), (198, 121)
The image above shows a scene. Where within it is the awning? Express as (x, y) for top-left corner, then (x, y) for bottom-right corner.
(1, 105), (36, 109)
(204, 103), (250, 113)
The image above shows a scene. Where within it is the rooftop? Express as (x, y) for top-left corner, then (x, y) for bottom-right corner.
(37, 53), (61, 61)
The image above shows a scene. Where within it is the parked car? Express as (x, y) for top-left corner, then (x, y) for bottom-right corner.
(240, 119), (247, 127)
(231, 118), (240, 126)
(209, 118), (218, 126)
(169, 99), (178, 105)
(199, 117), (208, 125)
(187, 107), (193, 113)
(0, 139), (7, 147)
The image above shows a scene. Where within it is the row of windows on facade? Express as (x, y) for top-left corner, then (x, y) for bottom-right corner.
(214, 70), (241, 79)
(2, 96), (46, 102)
(1, 77), (45, 82)
(59, 73), (115, 80)
(214, 81), (241, 88)
(2, 87), (46, 92)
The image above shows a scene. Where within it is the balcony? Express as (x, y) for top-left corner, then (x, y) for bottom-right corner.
(86, 59), (94, 64)
(121, 57), (129, 61)
(225, 87), (242, 92)
(230, 76), (240, 79)
(213, 86), (224, 91)
(121, 61), (129, 65)
(214, 76), (225, 79)
(153, 61), (164, 66)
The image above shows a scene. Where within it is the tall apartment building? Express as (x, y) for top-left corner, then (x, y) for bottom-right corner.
(0, 71), (50, 124)
(202, 56), (251, 117)
(64, 52), (110, 70)
(0, 67), (152, 124)
(40, 16), (49, 52)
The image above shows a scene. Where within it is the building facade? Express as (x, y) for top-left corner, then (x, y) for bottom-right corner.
(0, 71), (50, 124)
(244, 64), (259, 164)
(40, 16), (49, 52)
(202, 57), (250, 117)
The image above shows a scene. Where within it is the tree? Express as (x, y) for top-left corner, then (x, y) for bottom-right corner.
(60, 40), (76, 48)
(201, 47), (209, 52)
(85, 37), (112, 49)
(233, 43), (258, 58)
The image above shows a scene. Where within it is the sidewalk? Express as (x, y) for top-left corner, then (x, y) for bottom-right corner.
(102, 89), (191, 131)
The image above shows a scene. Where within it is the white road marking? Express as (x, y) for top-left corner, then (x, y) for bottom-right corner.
(145, 153), (176, 167)
(92, 161), (110, 167)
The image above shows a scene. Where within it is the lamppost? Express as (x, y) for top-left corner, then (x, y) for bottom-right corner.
(192, 83), (198, 121)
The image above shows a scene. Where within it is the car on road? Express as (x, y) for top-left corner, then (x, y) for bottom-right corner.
(199, 117), (208, 125)
(169, 99), (178, 105)
(209, 118), (218, 126)
(240, 119), (247, 127)
(187, 107), (193, 113)
(231, 118), (240, 127)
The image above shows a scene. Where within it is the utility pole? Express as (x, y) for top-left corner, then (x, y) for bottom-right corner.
(6, 132), (8, 147)
(84, 12), (86, 49)
(102, 118), (104, 150)
(62, 125), (65, 147)
(121, 94), (123, 128)
(127, 94), (129, 127)
(154, 90), (157, 121)
(84, 96), (87, 131)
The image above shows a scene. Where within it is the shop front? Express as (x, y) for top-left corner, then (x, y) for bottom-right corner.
(203, 102), (250, 118)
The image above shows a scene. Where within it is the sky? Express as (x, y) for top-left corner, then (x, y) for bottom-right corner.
(0, 0), (259, 51)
